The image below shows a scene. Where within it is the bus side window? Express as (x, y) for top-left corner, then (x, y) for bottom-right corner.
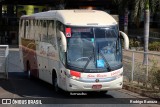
(25, 20), (30, 39)
(29, 20), (34, 40)
(24, 20), (27, 38)
(33, 20), (36, 39)
(53, 21), (58, 50)
(41, 20), (48, 42)
(19, 19), (24, 38)
(34, 20), (39, 41)
(39, 20), (43, 41)
(48, 20), (57, 50)
(56, 21), (66, 65)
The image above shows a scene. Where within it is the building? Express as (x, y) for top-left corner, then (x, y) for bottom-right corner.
(0, 0), (159, 47)
(0, 0), (117, 47)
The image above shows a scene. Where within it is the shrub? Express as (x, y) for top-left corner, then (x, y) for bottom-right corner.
(149, 42), (160, 51)
(154, 69), (160, 90)
(129, 39), (141, 48)
(148, 59), (160, 90)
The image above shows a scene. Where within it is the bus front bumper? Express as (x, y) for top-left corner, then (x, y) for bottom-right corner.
(66, 76), (123, 92)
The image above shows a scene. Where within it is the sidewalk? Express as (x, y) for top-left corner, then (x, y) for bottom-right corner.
(0, 48), (22, 98)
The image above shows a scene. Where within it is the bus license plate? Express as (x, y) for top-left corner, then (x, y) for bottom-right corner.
(92, 84), (102, 89)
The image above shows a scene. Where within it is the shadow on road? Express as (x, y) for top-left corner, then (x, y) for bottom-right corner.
(0, 72), (114, 100)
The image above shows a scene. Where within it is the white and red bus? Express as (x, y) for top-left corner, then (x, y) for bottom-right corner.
(19, 10), (129, 93)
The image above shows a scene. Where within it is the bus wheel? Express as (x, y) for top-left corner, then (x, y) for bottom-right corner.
(28, 70), (31, 79)
(54, 77), (59, 92)
(26, 61), (31, 79)
(52, 72), (60, 93)
(98, 91), (108, 95)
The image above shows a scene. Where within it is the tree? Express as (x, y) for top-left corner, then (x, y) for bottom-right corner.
(114, 0), (160, 65)
(55, 0), (67, 10)
(133, 0), (160, 64)
(113, 0), (132, 34)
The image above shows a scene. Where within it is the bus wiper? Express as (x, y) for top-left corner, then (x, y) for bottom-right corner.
(82, 53), (94, 72)
(99, 51), (112, 71)
(97, 43), (112, 71)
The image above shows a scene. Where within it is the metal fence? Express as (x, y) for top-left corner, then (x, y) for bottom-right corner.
(0, 45), (9, 79)
(128, 29), (160, 38)
(123, 49), (160, 90)
(128, 30), (160, 42)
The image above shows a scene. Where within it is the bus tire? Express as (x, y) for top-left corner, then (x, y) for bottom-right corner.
(98, 91), (108, 95)
(26, 61), (31, 79)
(52, 71), (60, 93)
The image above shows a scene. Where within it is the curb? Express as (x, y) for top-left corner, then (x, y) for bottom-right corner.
(123, 84), (160, 99)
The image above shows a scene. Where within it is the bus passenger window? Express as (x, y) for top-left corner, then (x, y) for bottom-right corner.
(48, 21), (57, 50)
(56, 21), (66, 65)
(25, 20), (30, 39)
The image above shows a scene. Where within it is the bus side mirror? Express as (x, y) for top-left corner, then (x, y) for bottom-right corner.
(59, 31), (67, 52)
(119, 31), (129, 50)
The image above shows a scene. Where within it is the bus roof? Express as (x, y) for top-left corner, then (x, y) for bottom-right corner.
(21, 10), (117, 26)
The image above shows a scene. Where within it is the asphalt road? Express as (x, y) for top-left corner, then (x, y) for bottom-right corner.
(0, 49), (159, 107)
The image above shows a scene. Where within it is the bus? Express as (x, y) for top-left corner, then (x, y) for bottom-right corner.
(19, 10), (129, 93)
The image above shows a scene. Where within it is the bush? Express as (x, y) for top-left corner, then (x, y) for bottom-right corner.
(149, 42), (160, 51)
(149, 59), (160, 90)
(129, 39), (141, 48)
(154, 69), (160, 90)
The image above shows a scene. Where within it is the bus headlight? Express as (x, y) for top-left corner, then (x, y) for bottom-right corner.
(69, 70), (81, 80)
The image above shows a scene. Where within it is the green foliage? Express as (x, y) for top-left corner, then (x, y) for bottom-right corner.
(129, 39), (141, 48)
(149, 42), (160, 51)
(129, 39), (160, 51)
(145, 0), (150, 9)
(148, 59), (160, 90)
(154, 70), (160, 90)
(134, 62), (146, 85)
(113, 0), (160, 27)
(113, 0), (131, 14)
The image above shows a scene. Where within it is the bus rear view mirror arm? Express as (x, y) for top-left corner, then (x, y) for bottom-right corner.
(119, 31), (129, 50)
(59, 31), (67, 52)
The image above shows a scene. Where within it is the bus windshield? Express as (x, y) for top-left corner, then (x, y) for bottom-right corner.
(66, 26), (122, 72)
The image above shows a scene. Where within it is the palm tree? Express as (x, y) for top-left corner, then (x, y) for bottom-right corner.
(133, 0), (160, 65)
(114, 0), (160, 65)
(55, 0), (67, 10)
(113, 0), (131, 34)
